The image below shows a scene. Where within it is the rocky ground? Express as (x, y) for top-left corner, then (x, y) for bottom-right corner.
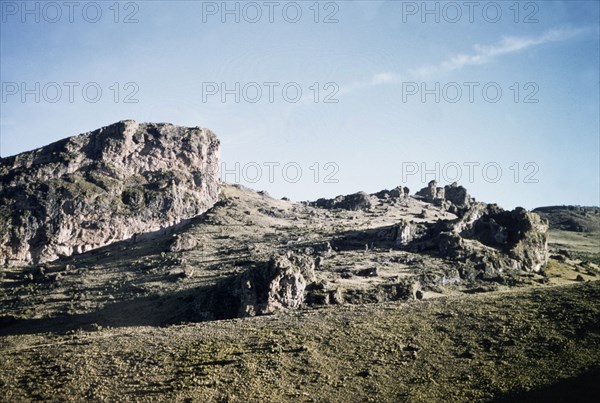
(1, 182), (599, 402)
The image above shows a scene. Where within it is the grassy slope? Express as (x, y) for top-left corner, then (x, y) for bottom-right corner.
(1, 281), (599, 402)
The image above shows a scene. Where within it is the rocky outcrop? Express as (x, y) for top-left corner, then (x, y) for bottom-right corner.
(398, 183), (549, 277)
(311, 191), (373, 211)
(443, 182), (473, 216)
(372, 186), (410, 200)
(444, 182), (470, 207)
(209, 252), (316, 319)
(394, 219), (428, 247)
(416, 181), (473, 216)
(415, 180), (445, 203)
(0, 120), (221, 265)
(437, 204), (549, 275)
(468, 206), (549, 272)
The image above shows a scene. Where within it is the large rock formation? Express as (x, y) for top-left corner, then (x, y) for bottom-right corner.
(0, 120), (220, 265)
(435, 203), (549, 276)
(415, 180), (445, 203)
(402, 183), (549, 277)
(416, 181), (473, 216)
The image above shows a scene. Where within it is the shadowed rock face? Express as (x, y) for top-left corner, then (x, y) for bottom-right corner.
(238, 253), (316, 317)
(416, 180), (473, 216)
(0, 120), (220, 265)
(393, 183), (549, 276)
(442, 204), (549, 275)
(204, 252), (317, 319)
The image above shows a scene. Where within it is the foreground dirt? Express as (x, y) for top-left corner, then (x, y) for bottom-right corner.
(1, 281), (599, 402)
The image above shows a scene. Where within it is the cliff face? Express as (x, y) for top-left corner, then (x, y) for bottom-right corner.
(0, 120), (221, 265)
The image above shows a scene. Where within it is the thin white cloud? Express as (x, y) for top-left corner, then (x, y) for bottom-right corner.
(428, 26), (593, 75)
(342, 26), (594, 93)
(371, 72), (396, 85)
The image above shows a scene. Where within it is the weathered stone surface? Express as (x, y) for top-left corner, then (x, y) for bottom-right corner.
(443, 182), (473, 216)
(416, 180), (445, 203)
(372, 186), (410, 200)
(416, 181), (473, 216)
(0, 120), (220, 265)
(312, 191), (373, 211)
(395, 219), (416, 246)
(397, 193), (549, 276)
(219, 252), (316, 318)
(395, 220), (429, 248)
(441, 204), (549, 274)
(444, 182), (471, 207)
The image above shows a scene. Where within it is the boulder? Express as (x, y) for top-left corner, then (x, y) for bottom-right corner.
(395, 220), (429, 248)
(443, 182), (473, 216)
(390, 186), (410, 199)
(395, 219), (416, 246)
(169, 233), (198, 253)
(444, 182), (470, 206)
(416, 181), (473, 216)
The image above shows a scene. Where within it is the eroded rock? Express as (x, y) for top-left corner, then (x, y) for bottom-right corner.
(416, 180), (445, 203)
(372, 186), (410, 200)
(399, 199), (549, 277)
(0, 120), (220, 265)
(210, 252), (316, 319)
(445, 205), (549, 274)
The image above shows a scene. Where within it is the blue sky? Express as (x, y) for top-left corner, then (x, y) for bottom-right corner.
(1, 0), (599, 209)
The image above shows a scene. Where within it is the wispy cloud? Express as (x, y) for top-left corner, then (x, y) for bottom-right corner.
(341, 26), (594, 94)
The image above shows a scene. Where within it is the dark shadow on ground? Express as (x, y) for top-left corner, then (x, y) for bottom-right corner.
(0, 285), (214, 337)
(492, 366), (600, 403)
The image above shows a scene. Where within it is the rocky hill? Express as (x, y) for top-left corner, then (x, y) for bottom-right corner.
(0, 121), (220, 265)
(0, 123), (552, 323)
(1, 122), (598, 402)
(533, 206), (600, 233)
